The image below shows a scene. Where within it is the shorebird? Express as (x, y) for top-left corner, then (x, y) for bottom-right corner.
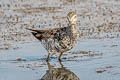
(27, 11), (79, 61)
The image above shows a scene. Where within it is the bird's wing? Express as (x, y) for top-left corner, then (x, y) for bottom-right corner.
(26, 28), (59, 40)
(26, 26), (70, 41)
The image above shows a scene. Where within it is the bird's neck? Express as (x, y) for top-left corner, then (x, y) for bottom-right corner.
(68, 23), (77, 30)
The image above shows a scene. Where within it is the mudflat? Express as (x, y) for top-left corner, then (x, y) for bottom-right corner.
(0, 0), (120, 80)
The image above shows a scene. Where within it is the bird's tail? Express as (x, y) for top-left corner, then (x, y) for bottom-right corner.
(26, 28), (39, 32)
(26, 28), (43, 40)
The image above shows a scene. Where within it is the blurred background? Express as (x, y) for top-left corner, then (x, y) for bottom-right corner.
(0, 0), (120, 49)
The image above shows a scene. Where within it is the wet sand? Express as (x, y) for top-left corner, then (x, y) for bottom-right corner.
(0, 38), (120, 80)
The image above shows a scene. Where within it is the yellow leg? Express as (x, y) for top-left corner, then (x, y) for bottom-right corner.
(58, 52), (63, 60)
(46, 53), (50, 62)
(46, 61), (51, 69)
(58, 59), (64, 67)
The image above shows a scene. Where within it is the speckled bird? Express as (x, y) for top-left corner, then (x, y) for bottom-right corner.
(27, 11), (79, 61)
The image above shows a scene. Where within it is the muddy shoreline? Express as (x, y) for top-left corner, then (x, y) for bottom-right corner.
(0, 0), (120, 80)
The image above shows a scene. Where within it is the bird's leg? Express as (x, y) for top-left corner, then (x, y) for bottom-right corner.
(46, 60), (54, 70)
(58, 52), (63, 60)
(46, 53), (50, 62)
(46, 60), (51, 69)
(58, 59), (64, 68)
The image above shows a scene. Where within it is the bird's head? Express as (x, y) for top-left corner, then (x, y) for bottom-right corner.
(67, 12), (77, 25)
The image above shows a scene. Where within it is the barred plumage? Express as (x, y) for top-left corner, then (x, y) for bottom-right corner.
(27, 11), (79, 61)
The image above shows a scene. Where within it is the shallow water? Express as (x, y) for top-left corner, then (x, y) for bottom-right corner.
(0, 38), (120, 80)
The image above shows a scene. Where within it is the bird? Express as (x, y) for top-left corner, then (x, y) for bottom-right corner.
(26, 11), (79, 61)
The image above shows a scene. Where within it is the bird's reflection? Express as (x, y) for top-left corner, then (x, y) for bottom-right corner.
(40, 60), (80, 80)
